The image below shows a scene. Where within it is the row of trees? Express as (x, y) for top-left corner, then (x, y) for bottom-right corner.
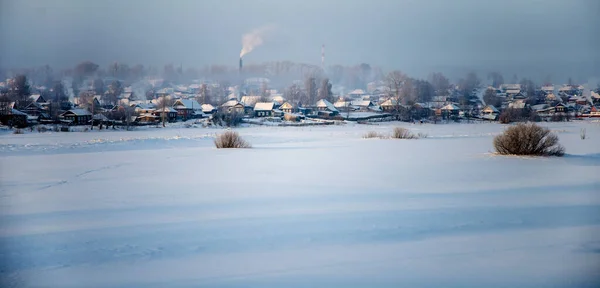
(282, 76), (334, 107)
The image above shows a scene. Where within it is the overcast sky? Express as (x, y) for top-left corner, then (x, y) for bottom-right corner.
(1, 0), (598, 79)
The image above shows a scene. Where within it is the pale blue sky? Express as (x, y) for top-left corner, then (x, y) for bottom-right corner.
(0, 0), (598, 79)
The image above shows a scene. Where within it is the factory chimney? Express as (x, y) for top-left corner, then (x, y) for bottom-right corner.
(238, 57), (243, 100)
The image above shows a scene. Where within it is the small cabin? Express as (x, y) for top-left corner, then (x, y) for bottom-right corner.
(60, 109), (92, 125)
(279, 102), (294, 113)
(254, 102), (274, 117)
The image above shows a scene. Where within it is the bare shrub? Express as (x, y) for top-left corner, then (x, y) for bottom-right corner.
(391, 127), (417, 139)
(37, 126), (48, 133)
(13, 128), (23, 134)
(53, 125), (60, 132)
(214, 131), (251, 149)
(363, 131), (381, 138)
(284, 114), (299, 122)
(580, 128), (586, 140)
(417, 132), (428, 138)
(499, 109), (519, 124)
(493, 123), (565, 156)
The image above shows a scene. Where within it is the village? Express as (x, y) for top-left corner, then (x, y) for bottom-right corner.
(1, 71), (600, 132)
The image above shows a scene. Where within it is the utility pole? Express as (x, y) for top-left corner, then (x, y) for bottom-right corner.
(162, 95), (166, 127)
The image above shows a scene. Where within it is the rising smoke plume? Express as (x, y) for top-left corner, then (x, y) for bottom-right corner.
(240, 25), (275, 58)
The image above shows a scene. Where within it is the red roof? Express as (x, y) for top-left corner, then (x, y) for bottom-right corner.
(592, 106), (598, 112)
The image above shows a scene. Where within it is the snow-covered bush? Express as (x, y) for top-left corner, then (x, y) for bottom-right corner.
(363, 131), (381, 139)
(214, 131), (251, 149)
(391, 127), (417, 139)
(493, 123), (564, 156)
(13, 128), (23, 134)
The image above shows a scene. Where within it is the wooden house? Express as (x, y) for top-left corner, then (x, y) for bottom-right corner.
(220, 100), (245, 114)
(351, 100), (375, 112)
(173, 99), (201, 120)
(380, 99), (400, 112)
(201, 104), (216, 114)
(315, 99), (339, 115)
(60, 109), (92, 125)
(254, 102), (275, 117)
(279, 102), (294, 113)
(152, 107), (178, 121)
(440, 103), (461, 117)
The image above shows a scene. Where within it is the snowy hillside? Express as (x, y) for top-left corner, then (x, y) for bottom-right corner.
(1, 121), (599, 287)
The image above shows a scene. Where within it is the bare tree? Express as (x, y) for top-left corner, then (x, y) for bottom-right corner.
(156, 95), (174, 127)
(318, 78), (335, 103)
(386, 70), (405, 105)
(519, 78), (536, 97)
(399, 78), (415, 105)
(459, 72), (481, 94)
(428, 72), (450, 95)
(8, 75), (32, 108)
(260, 82), (270, 99)
(123, 105), (136, 130)
(107, 80), (123, 106)
(412, 79), (434, 103)
(284, 84), (303, 108)
(483, 88), (502, 107)
(92, 78), (105, 95)
(304, 75), (318, 106)
(487, 72), (504, 88)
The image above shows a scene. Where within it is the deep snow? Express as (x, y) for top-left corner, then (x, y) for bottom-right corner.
(1, 121), (599, 287)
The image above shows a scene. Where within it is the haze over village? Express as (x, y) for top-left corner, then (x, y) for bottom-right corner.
(1, 1), (599, 287)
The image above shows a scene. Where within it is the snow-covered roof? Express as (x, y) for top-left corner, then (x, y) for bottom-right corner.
(173, 99), (201, 109)
(482, 105), (499, 113)
(559, 86), (576, 92)
(201, 104), (215, 112)
(93, 114), (109, 121)
(531, 104), (549, 111)
(592, 91), (600, 99)
(351, 100), (372, 107)
(501, 84), (521, 90)
(380, 99), (398, 107)
(10, 109), (27, 116)
(269, 95), (285, 104)
(368, 105), (382, 112)
(29, 94), (43, 102)
(316, 99), (338, 112)
(154, 107), (177, 113)
(508, 102), (526, 109)
(221, 100), (242, 107)
(505, 89), (521, 94)
(279, 102), (293, 109)
(334, 100), (349, 108)
(64, 109), (92, 116)
(541, 85), (554, 91)
(441, 104), (461, 110)
(254, 102), (274, 111)
(349, 89), (366, 95)
(241, 96), (262, 106)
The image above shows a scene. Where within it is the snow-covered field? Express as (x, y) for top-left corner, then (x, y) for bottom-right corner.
(1, 121), (599, 288)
